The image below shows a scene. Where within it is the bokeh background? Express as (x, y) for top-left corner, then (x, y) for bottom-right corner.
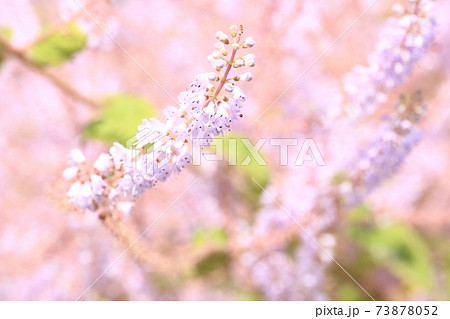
(1, 0), (450, 300)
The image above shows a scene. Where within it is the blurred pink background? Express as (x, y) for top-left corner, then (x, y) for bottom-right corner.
(1, 0), (450, 300)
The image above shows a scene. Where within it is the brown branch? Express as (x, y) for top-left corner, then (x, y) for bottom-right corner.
(0, 36), (100, 109)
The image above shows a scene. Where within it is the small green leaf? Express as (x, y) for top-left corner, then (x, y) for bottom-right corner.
(0, 27), (13, 40)
(192, 227), (228, 248)
(0, 27), (13, 66)
(347, 204), (371, 223)
(30, 22), (87, 66)
(82, 94), (157, 145)
(286, 236), (301, 259)
(195, 251), (231, 277)
(332, 172), (348, 185)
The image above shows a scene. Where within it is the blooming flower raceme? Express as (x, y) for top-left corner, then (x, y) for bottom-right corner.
(339, 92), (426, 206)
(343, 0), (436, 114)
(64, 25), (255, 214)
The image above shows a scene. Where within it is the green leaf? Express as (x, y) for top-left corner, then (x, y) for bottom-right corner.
(82, 94), (157, 145)
(332, 172), (349, 185)
(0, 27), (13, 66)
(347, 204), (371, 223)
(286, 236), (301, 259)
(30, 22), (87, 66)
(192, 227), (228, 248)
(195, 251), (231, 277)
(352, 221), (433, 290)
(0, 26), (12, 40)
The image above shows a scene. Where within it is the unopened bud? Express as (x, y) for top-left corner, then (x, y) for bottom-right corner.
(215, 42), (225, 51)
(208, 73), (219, 81)
(214, 59), (226, 69)
(233, 59), (244, 68)
(239, 72), (253, 81)
(224, 83), (234, 92)
(243, 36), (255, 48)
(230, 25), (239, 38)
(242, 54), (255, 67)
(215, 31), (225, 40)
(212, 51), (221, 59)
(219, 33), (230, 44)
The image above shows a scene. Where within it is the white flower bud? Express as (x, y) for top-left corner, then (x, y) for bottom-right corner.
(229, 25), (238, 37)
(215, 42), (225, 51)
(242, 54), (255, 67)
(208, 73), (219, 81)
(214, 59), (226, 69)
(219, 33), (230, 44)
(67, 181), (82, 198)
(215, 31), (225, 40)
(246, 60), (255, 68)
(63, 166), (78, 180)
(90, 174), (106, 195)
(239, 72), (253, 81)
(224, 83), (234, 92)
(243, 36), (255, 48)
(233, 86), (246, 101)
(93, 153), (112, 174)
(233, 59), (244, 68)
(81, 181), (93, 197)
(212, 51), (221, 59)
(69, 148), (86, 165)
(231, 43), (240, 50)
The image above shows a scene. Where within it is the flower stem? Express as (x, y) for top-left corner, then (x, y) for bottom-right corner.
(0, 36), (100, 109)
(203, 34), (242, 109)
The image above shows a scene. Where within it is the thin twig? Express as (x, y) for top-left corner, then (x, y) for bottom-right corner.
(0, 36), (100, 108)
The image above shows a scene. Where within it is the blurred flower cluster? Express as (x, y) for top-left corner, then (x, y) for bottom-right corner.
(1, 0), (450, 301)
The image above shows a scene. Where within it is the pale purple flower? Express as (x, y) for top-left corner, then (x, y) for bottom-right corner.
(344, 0), (436, 113)
(68, 148), (86, 165)
(62, 166), (78, 181)
(65, 26), (254, 213)
(93, 153), (112, 175)
(340, 94), (426, 206)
